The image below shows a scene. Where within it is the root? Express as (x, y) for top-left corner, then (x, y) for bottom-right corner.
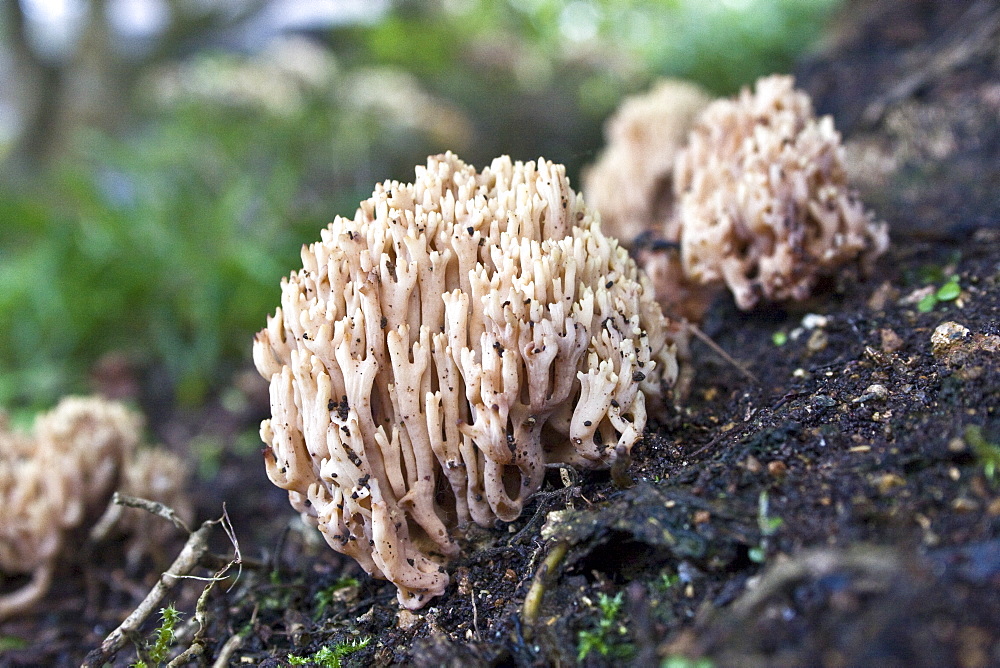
(521, 540), (570, 631)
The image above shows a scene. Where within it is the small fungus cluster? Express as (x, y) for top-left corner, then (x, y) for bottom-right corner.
(587, 75), (889, 321)
(0, 397), (137, 620)
(0, 396), (190, 620)
(254, 152), (676, 608)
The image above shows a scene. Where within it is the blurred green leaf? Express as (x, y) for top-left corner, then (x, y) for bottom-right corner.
(917, 293), (939, 313)
(936, 278), (961, 301)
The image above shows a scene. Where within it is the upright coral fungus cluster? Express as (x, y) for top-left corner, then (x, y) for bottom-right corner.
(254, 152), (676, 608)
(586, 75), (889, 322)
(0, 397), (139, 620)
(672, 75), (888, 311)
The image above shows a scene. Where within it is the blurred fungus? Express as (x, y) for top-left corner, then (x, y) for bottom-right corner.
(670, 75), (888, 316)
(0, 396), (191, 621)
(253, 152), (677, 608)
(0, 397), (137, 620)
(587, 75), (888, 322)
(583, 79), (711, 248)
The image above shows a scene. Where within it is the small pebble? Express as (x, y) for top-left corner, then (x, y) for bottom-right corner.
(931, 321), (970, 356)
(767, 460), (788, 478)
(877, 472), (906, 494)
(801, 313), (829, 329)
(867, 282), (899, 310)
(397, 609), (422, 629)
(807, 329), (829, 353)
(813, 394), (837, 408)
(853, 384), (888, 403)
(880, 328), (904, 353)
(901, 284), (936, 306)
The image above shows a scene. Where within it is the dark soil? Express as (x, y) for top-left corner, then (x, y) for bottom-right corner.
(3, 0), (1000, 666)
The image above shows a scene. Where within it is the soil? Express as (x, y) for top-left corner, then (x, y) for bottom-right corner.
(2, 0), (1000, 666)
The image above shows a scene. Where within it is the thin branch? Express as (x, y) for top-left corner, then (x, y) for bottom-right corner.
(211, 633), (245, 668)
(82, 514), (219, 667)
(112, 491), (193, 533)
(166, 572), (217, 667)
(688, 323), (758, 383)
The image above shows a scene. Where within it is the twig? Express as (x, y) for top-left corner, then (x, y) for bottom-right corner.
(112, 491), (193, 533)
(199, 551), (268, 573)
(82, 513), (221, 667)
(688, 323), (758, 383)
(506, 486), (575, 547)
(168, 508), (242, 665)
(166, 639), (203, 666)
(212, 633), (245, 668)
(470, 589), (480, 642)
(166, 583), (211, 666)
(771, 390), (809, 412)
(687, 433), (726, 458)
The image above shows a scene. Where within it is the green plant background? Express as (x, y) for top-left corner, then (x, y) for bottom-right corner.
(0, 0), (840, 415)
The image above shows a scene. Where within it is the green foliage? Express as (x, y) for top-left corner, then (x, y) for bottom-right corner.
(757, 490), (784, 535)
(0, 48), (442, 409)
(132, 605), (183, 668)
(0, 636), (28, 651)
(337, 0), (842, 182)
(577, 591), (632, 662)
(917, 275), (962, 312)
(966, 425), (1000, 483)
(257, 569), (298, 611)
(313, 577), (361, 619)
(656, 570), (680, 591)
(662, 656), (715, 668)
(749, 490), (783, 563)
(0, 125), (311, 407)
(287, 637), (371, 667)
(354, 0), (840, 95)
(0, 0), (842, 411)
(935, 279), (962, 302)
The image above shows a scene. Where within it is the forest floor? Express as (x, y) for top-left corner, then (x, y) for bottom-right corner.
(2, 1), (999, 666)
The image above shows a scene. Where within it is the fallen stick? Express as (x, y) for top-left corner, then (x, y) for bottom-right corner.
(81, 512), (222, 667)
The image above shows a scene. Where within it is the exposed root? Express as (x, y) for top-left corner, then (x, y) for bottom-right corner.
(521, 540), (570, 632)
